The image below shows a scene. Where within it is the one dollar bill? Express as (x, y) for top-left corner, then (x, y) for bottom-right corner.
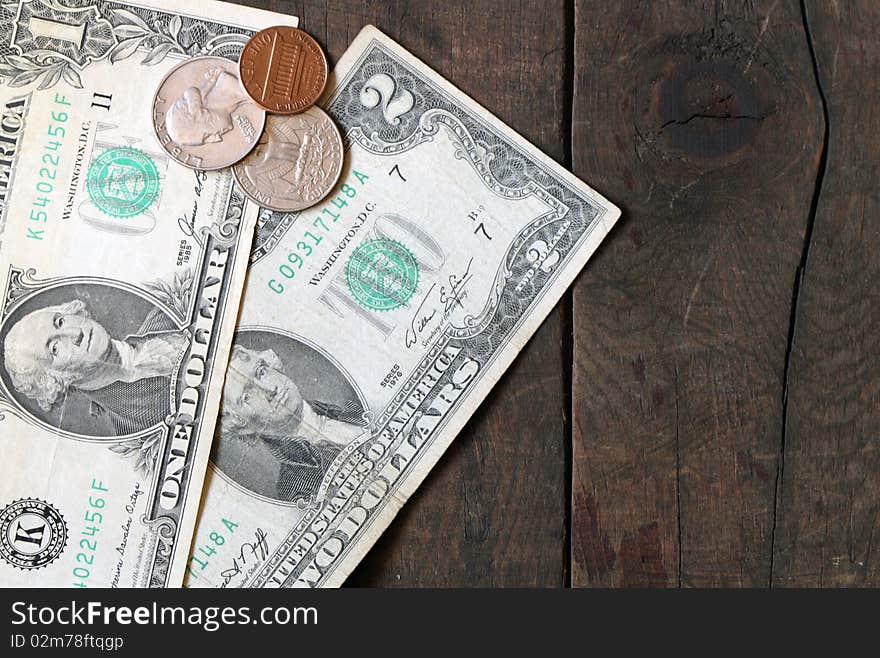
(0, 0), (297, 587)
(188, 26), (620, 588)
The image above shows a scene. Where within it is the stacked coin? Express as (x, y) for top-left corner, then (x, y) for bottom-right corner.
(152, 26), (343, 212)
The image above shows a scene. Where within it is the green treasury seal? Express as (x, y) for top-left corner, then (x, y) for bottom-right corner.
(346, 239), (419, 311)
(87, 147), (160, 218)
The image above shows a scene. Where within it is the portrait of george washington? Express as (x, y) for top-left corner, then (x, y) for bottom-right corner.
(0, 283), (186, 437)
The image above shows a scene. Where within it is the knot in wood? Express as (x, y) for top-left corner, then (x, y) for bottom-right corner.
(656, 61), (762, 160)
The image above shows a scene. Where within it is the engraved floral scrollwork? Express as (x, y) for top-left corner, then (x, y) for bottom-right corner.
(143, 515), (176, 587)
(0, 1), (251, 91)
(2, 267), (41, 315)
(105, 8), (249, 67)
(202, 187), (245, 247)
(142, 515), (177, 558)
(109, 428), (165, 478)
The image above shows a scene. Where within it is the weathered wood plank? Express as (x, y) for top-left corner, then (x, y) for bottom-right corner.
(773, 1), (880, 587)
(242, 0), (571, 586)
(570, 0), (823, 586)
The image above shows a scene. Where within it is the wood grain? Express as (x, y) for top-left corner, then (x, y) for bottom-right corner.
(569, 0), (823, 587)
(239, 0), (571, 586)
(772, 1), (880, 587)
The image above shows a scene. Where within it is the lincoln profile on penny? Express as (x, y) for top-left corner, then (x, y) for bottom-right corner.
(217, 344), (366, 503)
(3, 297), (186, 436)
(165, 67), (250, 146)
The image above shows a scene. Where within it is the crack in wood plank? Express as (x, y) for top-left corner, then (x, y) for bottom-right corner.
(768, 0), (831, 588)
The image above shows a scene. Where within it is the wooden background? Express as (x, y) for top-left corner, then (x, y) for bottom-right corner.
(239, 0), (877, 586)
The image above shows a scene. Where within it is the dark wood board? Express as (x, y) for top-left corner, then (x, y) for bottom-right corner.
(772, 1), (880, 587)
(569, 0), (823, 587)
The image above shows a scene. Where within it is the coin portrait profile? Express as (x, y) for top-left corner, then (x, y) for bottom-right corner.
(153, 56), (266, 170)
(165, 67), (251, 147)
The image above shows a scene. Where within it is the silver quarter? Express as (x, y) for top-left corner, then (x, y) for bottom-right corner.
(233, 106), (343, 212)
(152, 56), (266, 170)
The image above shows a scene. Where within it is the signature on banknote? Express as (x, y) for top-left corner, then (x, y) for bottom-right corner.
(220, 528), (270, 586)
(405, 257), (474, 349)
(177, 170), (208, 248)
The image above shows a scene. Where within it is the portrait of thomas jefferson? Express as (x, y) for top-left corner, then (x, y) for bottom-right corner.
(238, 115), (324, 200)
(165, 66), (250, 146)
(211, 332), (367, 505)
(0, 285), (186, 437)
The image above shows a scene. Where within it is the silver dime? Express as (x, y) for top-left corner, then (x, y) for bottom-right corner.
(152, 56), (266, 170)
(233, 106), (344, 212)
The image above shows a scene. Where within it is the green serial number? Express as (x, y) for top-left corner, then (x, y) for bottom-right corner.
(27, 92), (72, 242)
(268, 169), (370, 294)
(185, 518), (239, 586)
(72, 478), (109, 588)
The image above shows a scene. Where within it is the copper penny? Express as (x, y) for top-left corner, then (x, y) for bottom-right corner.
(239, 26), (329, 114)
